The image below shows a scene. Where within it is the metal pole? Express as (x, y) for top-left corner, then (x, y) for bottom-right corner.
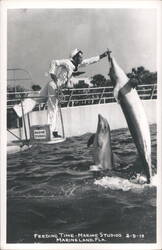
(20, 99), (28, 144)
(58, 103), (65, 138)
(7, 129), (22, 141)
(13, 69), (16, 93)
(99, 88), (105, 104)
(27, 113), (31, 142)
(150, 84), (156, 99)
(67, 89), (73, 107)
(54, 79), (66, 138)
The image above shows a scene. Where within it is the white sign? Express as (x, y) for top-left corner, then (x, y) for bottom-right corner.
(33, 129), (47, 140)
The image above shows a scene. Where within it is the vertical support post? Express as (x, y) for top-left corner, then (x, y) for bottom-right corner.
(17, 117), (22, 140)
(20, 99), (28, 144)
(150, 84), (156, 99)
(67, 89), (73, 107)
(27, 113), (31, 143)
(58, 103), (65, 138)
(99, 87), (105, 104)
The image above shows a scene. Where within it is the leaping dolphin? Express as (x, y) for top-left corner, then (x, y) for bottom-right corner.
(108, 53), (152, 183)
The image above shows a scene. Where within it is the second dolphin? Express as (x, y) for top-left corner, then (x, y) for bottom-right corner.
(87, 114), (114, 171)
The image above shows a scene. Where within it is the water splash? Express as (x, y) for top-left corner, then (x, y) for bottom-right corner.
(94, 175), (155, 192)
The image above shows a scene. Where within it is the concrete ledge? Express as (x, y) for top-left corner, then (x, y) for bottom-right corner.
(7, 100), (157, 141)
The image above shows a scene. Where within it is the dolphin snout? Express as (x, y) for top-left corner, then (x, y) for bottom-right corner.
(98, 114), (103, 121)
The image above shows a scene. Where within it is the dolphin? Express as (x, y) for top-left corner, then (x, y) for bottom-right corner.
(66, 114), (118, 177)
(87, 114), (114, 171)
(108, 54), (152, 183)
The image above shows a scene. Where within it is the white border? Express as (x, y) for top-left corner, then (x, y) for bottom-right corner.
(1, 0), (162, 9)
(0, 0), (7, 249)
(156, 3), (162, 249)
(0, 1), (162, 250)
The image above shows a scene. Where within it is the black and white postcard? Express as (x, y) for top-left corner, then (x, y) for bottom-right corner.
(0, 1), (162, 250)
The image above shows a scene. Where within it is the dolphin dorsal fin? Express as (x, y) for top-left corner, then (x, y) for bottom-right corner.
(87, 134), (95, 147)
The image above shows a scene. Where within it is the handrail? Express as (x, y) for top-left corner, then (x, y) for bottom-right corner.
(7, 83), (157, 109)
(7, 84), (156, 95)
(7, 91), (39, 95)
(7, 68), (33, 80)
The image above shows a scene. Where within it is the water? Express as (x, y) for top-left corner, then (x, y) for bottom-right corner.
(7, 124), (157, 244)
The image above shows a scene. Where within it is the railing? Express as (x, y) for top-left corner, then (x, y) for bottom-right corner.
(7, 68), (34, 88)
(6, 84), (157, 130)
(7, 83), (157, 110)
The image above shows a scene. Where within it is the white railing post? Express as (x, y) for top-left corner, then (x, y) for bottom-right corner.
(67, 89), (74, 107)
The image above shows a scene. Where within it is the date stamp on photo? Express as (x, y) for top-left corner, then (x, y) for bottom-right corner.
(33, 232), (145, 243)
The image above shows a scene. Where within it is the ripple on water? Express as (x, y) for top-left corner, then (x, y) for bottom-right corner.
(7, 125), (157, 243)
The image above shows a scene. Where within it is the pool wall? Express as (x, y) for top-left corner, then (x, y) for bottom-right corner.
(7, 99), (156, 142)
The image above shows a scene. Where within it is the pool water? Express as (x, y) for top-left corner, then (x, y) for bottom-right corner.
(7, 124), (157, 243)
